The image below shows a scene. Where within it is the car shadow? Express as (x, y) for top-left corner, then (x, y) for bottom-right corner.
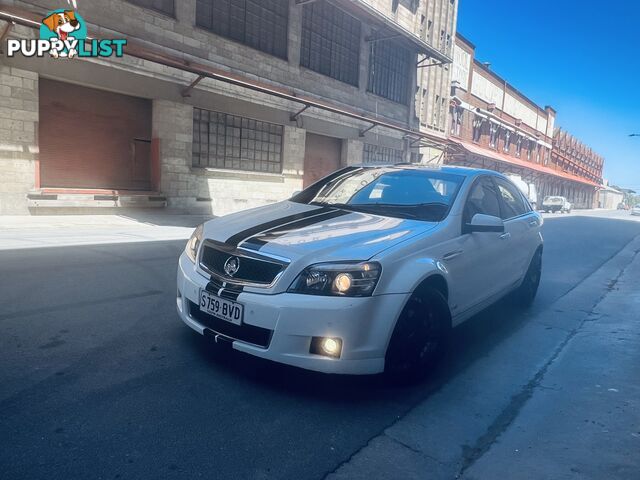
(185, 295), (532, 406)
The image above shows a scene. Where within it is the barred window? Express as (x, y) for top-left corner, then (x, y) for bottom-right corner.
(196, 0), (289, 59)
(515, 135), (523, 157)
(300, 1), (361, 86)
(503, 130), (511, 153)
(489, 123), (499, 148)
(472, 116), (484, 142)
(127, 0), (174, 16)
(363, 144), (404, 164)
(193, 109), (283, 173)
(368, 38), (411, 104)
(450, 106), (463, 136)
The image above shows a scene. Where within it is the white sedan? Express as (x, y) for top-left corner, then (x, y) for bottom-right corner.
(177, 166), (543, 378)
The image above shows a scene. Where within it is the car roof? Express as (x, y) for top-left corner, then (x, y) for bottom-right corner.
(350, 163), (504, 179)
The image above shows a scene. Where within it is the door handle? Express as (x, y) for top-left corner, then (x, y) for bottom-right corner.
(528, 220), (538, 227)
(443, 250), (463, 261)
(499, 232), (511, 240)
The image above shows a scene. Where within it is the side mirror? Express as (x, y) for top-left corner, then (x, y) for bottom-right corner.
(463, 214), (505, 234)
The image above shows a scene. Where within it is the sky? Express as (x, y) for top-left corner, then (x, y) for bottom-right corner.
(456, 0), (640, 191)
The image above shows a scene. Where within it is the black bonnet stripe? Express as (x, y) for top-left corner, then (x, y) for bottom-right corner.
(225, 207), (332, 247)
(205, 277), (244, 301)
(240, 209), (351, 251)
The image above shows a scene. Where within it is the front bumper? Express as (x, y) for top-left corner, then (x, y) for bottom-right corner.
(176, 253), (409, 374)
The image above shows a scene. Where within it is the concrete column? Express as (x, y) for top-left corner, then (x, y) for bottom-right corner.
(282, 125), (306, 177)
(152, 99), (195, 210)
(176, 0), (197, 26)
(288, 0), (302, 68)
(342, 139), (364, 166)
(359, 31), (371, 94)
(0, 66), (38, 215)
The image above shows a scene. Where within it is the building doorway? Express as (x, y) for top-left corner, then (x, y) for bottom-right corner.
(303, 133), (342, 188)
(39, 79), (152, 191)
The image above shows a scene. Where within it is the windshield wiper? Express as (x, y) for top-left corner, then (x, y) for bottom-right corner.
(325, 203), (421, 219)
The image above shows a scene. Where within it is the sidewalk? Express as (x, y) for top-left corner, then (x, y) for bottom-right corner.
(0, 213), (212, 250)
(328, 235), (640, 480)
(461, 244), (640, 479)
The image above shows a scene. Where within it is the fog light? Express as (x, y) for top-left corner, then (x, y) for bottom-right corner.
(322, 338), (340, 355)
(310, 337), (343, 358)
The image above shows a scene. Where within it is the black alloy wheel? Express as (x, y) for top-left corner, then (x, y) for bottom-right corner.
(385, 288), (451, 382)
(513, 249), (542, 307)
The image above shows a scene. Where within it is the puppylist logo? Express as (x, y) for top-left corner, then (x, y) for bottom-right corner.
(7, 4), (126, 59)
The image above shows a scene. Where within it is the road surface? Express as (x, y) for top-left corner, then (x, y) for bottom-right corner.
(1, 209), (639, 479)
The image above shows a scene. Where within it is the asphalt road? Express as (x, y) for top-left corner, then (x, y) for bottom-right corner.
(1, 210), (639, 480)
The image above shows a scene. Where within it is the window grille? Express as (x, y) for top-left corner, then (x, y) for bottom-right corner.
(367, 37), (411, 104)
(363, 144), (404, 164)
(127, 0), (174, 16)
(192, 108), (283, 173)
(196, 0), (289, 59)
(300, 1), (361, 86)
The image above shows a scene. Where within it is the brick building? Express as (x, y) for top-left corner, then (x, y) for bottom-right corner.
(445, 34), (601, 209)
(550, 128), (604, 207)
(0, 0), (457, 215)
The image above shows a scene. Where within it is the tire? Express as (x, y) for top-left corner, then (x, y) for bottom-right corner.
(513, 249), (542, 307)
(384, 288), (451, 382)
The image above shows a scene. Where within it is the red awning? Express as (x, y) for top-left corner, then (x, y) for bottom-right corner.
(454, 140), (600, 187)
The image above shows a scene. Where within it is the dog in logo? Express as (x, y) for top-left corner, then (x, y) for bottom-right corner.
(42, 10), (80, 58)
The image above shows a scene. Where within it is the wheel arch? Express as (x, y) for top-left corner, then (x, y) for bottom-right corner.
(414, 273), (449, 302)
(390, 273), (452, 336)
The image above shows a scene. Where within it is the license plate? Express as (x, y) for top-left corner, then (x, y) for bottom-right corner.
(199, 289), (244, 326)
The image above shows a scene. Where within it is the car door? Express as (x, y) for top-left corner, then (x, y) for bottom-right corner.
(447, 176), (510, 318)
(492, 177), (537, 287)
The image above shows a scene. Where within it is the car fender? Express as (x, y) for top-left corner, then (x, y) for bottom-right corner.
(373, 227), (455, 297)
(377, 263), (451, 352)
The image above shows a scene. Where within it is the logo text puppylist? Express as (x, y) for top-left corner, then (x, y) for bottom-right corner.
(6, 9), (127, 59)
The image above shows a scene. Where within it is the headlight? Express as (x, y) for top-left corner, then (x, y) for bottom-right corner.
(185, 224), (204, 263)
(288, 262), (381, 297)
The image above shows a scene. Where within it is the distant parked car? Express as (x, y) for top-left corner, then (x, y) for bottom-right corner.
(542, 196), (572, 213)
(617, 203), (627, 210)
(631, 205), (640, 216)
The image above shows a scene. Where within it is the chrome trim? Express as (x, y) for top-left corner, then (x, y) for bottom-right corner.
(197, 239), (290, 289)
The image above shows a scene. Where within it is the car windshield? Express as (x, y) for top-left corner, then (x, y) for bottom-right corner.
(291, 167), (465, 221)
(545, 196), (563, 201)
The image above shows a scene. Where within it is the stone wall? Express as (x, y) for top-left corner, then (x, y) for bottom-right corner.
(0, 0), (441, 215)
(0, 66), (38, 215)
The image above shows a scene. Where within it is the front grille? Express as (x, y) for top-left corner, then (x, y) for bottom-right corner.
(200, 243), (286, 285)
(205, 276), (244, 301)
(188, 301), (272, 348)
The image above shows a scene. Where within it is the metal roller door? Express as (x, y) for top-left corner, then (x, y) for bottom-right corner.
(39, 79), (152, 191)
(303, 133), (342, 188)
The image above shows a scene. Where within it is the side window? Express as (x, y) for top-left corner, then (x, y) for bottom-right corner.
(494, 179), (529, 219)
(463, 177), (502, 225)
